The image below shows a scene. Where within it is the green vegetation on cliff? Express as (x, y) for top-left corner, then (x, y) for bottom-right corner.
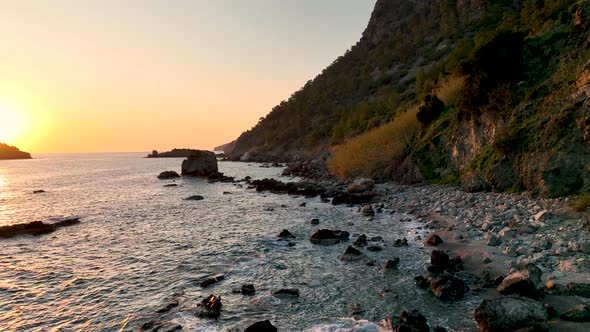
(229, 0), (590, 197)
(0, 143), (31, 160)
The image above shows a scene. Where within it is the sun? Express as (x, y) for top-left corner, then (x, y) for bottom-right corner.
(0, 98), (27, 144)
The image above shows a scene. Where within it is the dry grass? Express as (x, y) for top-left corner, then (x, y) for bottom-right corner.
(436, 75), (465, 106)
(571, 194), (590, 212)
(328, 107), (420, 178)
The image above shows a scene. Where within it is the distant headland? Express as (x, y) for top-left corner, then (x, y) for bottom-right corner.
(147, 148), (212, 158)
(0, 143), (32, 160)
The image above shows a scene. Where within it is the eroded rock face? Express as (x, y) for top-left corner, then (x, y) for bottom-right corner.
(181, 151), (218, 176)
(474, 297), (548, 332)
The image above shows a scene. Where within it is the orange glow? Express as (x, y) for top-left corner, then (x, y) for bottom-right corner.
(0, 98), (27, 144)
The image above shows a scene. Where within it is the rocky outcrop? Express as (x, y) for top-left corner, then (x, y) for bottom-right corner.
(147, 148), (209, 158)
(181, 150), (218, 176)
(474, 297), (549, 332)
(0, 143), (31, 159)
(0, 219), (80, 238)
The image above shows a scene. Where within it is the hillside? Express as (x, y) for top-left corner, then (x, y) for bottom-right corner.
(0, 143), (31, 160)
(226, 0), (590, 197)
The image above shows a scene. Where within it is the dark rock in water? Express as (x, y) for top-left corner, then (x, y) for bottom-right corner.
(310, 218), (320, 225)
(207, 172), (235, 183)
(141, 320), (160, 330)
(427, 265), (446, 276)
(353, 234), (368, 247)
(148, 148), (206, 158)
(241, 284), (256, 296)
(414, 276), (430, 289)
(197, 294), (222, 318)
(164, 324), (183, 332)
(431, 250), (450, 267)
(430, 274), (466, 301)
(310, 229), (349, 244)
(348, 177), (375, 193)
(0, 219), (81, 238)
(340, 246), (364, 261)
(184, 195), (204, 201)
(393, 238), (408, 247)
(164, 184), (178, 187)
(566, 282), (590, 297)
(278, 229), (295, 238)
(181, 150), (218, 177)
(244, 320), (277, 332)
(361, 204), (375, 217)
(249, 178), (325, 197)
(273, 288), (299, 297)
(299, 202), (306, 207)
(331, 191), (375, 205)
(33, 190), (45, 194)
(384, 258), (400, 270)
(288, 241), (296, 247)
(156, 299), (179, 313)
(200, 274), (225, 288)
(367, 245), (383, 252)
(390, 309), (430, 332)
(560, 304), (590, 322)
(157, 171), (180, 179)
(497, 264), (542, 298)
(494, 276), (505, 287)
(474, 297), (548, 332)
(425, 234), (443, 246)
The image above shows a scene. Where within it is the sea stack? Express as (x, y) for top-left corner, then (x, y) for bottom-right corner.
(181, 150), (218, 176)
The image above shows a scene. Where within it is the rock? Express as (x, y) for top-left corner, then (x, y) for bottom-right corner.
(164, 324), (183, 332)
(157, 171), (180, 179)
(367, 245), (383, 252)
(567, 282), (590, 298)
(361, 204), (375, 217)
(393, 238), (409, 247)
(0, 219), (81, 239)
(164, 184), (178, 187)
(340, 246), (364, 261)
(200, 274), (225, 288)
(425, 234), (443, 246)
(347, 177), (375, 193)
(414, 276), (430, 289)
(331, 191), (374, 205)
(485, 232), (502, 246)
(497, 272), (539, 298)
(482, 257), (492, 264)
(430, 274), (466, 301)
(310, 218), (320, 225)
(558, 259), (590, 273)
(353, 234), (368, 247)
(533, 210), (549, 221)
(309, 229), (349, 244)
(561, 304), (590, 322)
(278, 229), (295, 238)
(184, 195), (204, 201)
(197, 294), (222, 318)
(431, 250), (450, 267)
(148, 148), (206, 158)
(241, 284), (255, 296)
(499, 227), (517, 240)
(244, 320), (277, 332)
(385, 258), (400, 270)
(272, 288), (299, 297)
(370, 236), (383, 241)
(33, 190), (45, 194)
(156, 299), (179, 313)
(390, 309), (430, 332)
(181, 150), (218, 176)
(474, 297), (548, 332)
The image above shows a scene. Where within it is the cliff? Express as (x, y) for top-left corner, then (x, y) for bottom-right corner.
(227, 0), (590, 197)
(0, 143), (32, 160)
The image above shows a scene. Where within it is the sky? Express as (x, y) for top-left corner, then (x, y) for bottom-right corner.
(0, 0), (376, 153)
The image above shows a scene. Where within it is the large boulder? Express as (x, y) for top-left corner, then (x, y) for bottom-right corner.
(497, 264), (542, 298)
(348, 177), (375, 193)
(310, 229), (350, 244)
(474, 297), (548, 332)
(181, 150), (218, 176)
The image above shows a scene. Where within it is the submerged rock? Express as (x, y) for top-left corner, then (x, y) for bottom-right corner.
(156, 299), (179, 313)
(309, 229), (349, 244)
(0, 219), (81, 238)
(157, 171), (180, 179)
(33, 190), (45, 194)
(390, 309), (430, 332)
(272, 288), (299, 297)
(200, 274), (225, 288)
(241, 284), (256, 296)
(425, 234), (443, 246)
(278, 229), (295, 238)
(474, 297), (548, 332)
(244, 320), (277, 332)
(340, 246), (364, 261)
(353, 234), (368, 247)
(393, 238), (408, 247)
(184, 195), (204, 201)
(385, 258), (400, 270)
(196, 294), (222, 318)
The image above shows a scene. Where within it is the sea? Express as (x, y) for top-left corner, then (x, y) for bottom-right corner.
(0, 153), (481, 331)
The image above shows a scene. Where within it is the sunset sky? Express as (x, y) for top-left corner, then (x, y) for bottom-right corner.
(0, 0), (376, 154)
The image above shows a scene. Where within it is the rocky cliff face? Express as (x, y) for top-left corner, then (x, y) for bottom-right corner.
(227, 0), (590, 197)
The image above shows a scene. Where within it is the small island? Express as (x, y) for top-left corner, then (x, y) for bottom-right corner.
(0, 143), (32, 160)
(147, 148), (203, 158)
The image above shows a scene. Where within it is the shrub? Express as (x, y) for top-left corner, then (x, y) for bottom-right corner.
(416, 95), (445, 127)
(571, 195), (590, 212)
(328, 107), (420, 178)
(436, 76), (465, 106)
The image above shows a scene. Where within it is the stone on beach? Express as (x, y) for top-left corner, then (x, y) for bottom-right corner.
(430, 274), (466, 301)
(474, 297), (548, 332)
(347, 177), (375, 193)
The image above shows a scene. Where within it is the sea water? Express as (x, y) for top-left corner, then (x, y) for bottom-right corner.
(0, 153), (479, 331)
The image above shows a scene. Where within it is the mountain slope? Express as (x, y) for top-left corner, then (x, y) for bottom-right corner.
(226, 0), (590, 197)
